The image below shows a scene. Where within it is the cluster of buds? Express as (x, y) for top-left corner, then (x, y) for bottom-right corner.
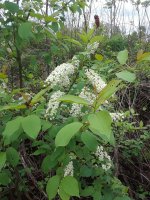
(70, 87), (96, 117)
(95, 146), (112, 171)
(45, 91), (65, 120)
(45, 63), (76, 88)
(85, 68), (106, 93)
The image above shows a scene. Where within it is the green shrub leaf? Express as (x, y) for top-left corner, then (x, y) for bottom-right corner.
(81, 131), (98, 151)
(46, 175), (60, 200)
(6, 147), (19, 167)
(5, 1), (19, 13)
(21, 115), (41, 139)
(88, 111), (115, 145)
(18, 22), (34, 40)
(60, 176), (79, 197)
(117, 49), (128, 65)
(2, 117), (23, 144)
(58, 95), (89, 105)
(55, 122), (83, 147)
(116, 70), (136, 82)
(0, 172), (10, 186)
(0, 152), (6, 171)
(94, 80), (121, 109)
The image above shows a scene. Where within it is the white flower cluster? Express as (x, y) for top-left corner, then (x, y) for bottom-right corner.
(85, 69), (106, 93)
(72, 56), (80, 67)
(87, 42), (99, 54)
(64, 161), (74, 177)
(70, 87), (96, 117)
(110, 112), (125, 121)
(22, 1), (33, 11)
(45, 63), (76, 88)
(45, 90), (65, 120)
(95, 146), (112, 171)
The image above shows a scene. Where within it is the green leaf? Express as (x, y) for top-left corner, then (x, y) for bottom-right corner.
(94, 80), (121, 109)
(58, 95), (89, 105)
(41, 120), (52, 131)
(21, 115), (41, 139)
(18, 22), (34, 40)
(80, 165), (93, 177)
(116, 70), (136, 82)
(5, 1), (19, 13)
(0, 152), (6, 171)
(90, 35), (103, 44)
(2, 117), (23, 144)
(0, 104), (26, 111)
(41, 155), (51, 173)
(60, 176), (79, 197)
(46, 175), (60, 200)
(137, 52), (150, 62)
(65, 38), (82, 47)
(55, 122), (83, 147)
(0, 172), (10, 186)
(81, 131), (98, 151)
(117, 50), (128, 65)
(30, 86), (51, 105)
(88, 111), (115, 145)
(95, 54), (103, 61)
(6, 147), (19, 167)
(59, 184), (70, 200)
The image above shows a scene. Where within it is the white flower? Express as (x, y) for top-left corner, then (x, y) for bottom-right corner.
(110, 112), (125, 121)
(45, 90), (65, 120)
(70, 87), (96, 117)
(72, 56), (80, 67)
(85, 69), (106, 93)
(95, 146), (112, 171)
(45, 63), (76, 88)
(64, 161), (74, 177)
(87, 42), (99, 54)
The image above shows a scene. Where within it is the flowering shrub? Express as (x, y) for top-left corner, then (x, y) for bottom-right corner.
(0, 39), (132, 200)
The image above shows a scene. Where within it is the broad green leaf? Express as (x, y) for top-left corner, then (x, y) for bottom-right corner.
(44, 16), (57, 22)
(95, 54), (103, 61)
(5, 1), (19, 13)
(60, 176), (79, 197)
(80, 165), (93, 177)
(46, 175), (60, 200)
(90, 35), (103, 44)
(6, 147), (19, 167)
(87, 28), (95, 40)
(18, 22), (34, 40)
(0, 152), (6, 171)
(2, 117), (23, 144)
(21, 115), (41, 139)
(117, 50), (128, 65)
(58, 95), (89, 105)
(30, 86), (51, 105)
(81, 131), (98, 151)
(65, 38), (82, 47)
(116, 70), (136, 82)
(41, 120), (52, 131)
(59, 184), (70, 200)
(137, 52), (150, 62)
(41, 155), (51, 173)
(78, 32), (88, 43)
(0, 172), (10, 186)
(88, 111), (115, 145)
(0, 104), (26, 111)
(55, 122), (83, 147)
(94, 80), (121, 109)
